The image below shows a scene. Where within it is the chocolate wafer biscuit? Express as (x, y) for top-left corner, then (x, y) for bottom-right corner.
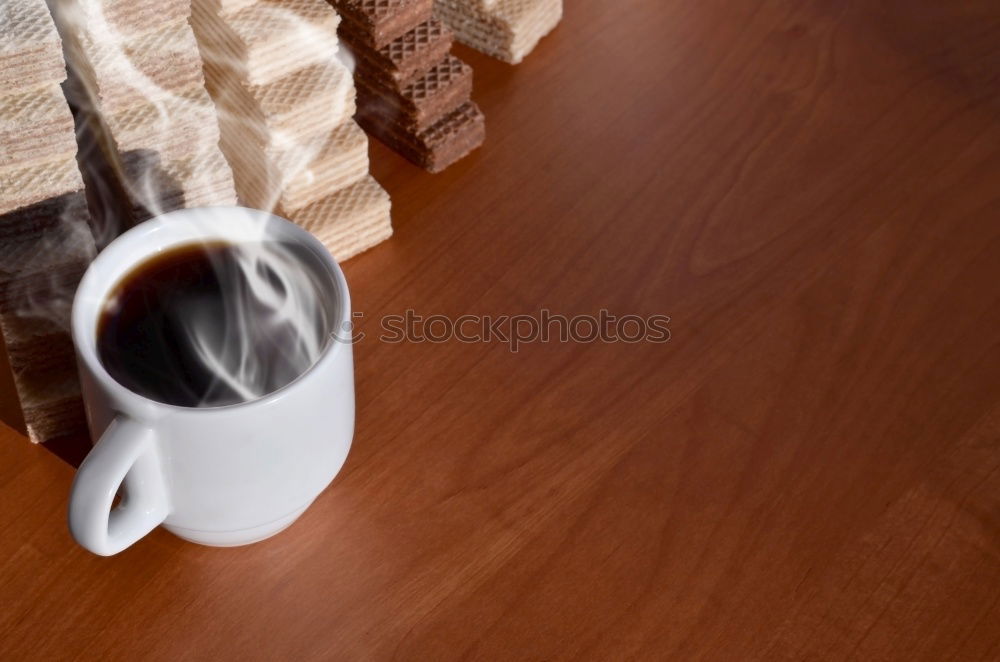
(356, 53), (473, 130)
(348, 18), (453, 89)
(336, 0), (485, 171)
(332, 0), (433, 49)
(357, 99), (484, 172)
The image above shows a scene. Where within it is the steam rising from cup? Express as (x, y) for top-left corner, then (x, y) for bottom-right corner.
(179, 237), (332, 406)
(96, 210), (342, 408)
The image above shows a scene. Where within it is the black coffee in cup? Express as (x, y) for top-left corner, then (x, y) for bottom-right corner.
(97, 241), (333, 407)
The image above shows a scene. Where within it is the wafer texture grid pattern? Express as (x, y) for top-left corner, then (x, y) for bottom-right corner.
(53, 0), (237, 219)
(191, 0), (392, 255)
(0, 0), (99, 443)
(434, 0), (562, 64)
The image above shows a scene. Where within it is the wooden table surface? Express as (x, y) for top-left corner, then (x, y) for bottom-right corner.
(3, 0), (1000, 659)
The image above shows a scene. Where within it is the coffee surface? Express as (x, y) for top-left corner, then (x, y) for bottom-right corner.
(97, 241), (329, 407)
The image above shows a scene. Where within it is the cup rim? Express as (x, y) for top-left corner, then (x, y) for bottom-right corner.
(71, 206), (351, 414)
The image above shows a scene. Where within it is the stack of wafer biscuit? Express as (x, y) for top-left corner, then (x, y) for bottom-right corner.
(0, 0), (99, 442)
(333, 0), (485, 172)
(49, 0), (237, 223)
(433, 0), (562, 64)
(192, 0), (392, 260)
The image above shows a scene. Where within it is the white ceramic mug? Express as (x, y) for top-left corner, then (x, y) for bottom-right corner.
(69, 207), (355, 556)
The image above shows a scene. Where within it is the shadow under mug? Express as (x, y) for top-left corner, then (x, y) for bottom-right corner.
(69, 207), (355, 556)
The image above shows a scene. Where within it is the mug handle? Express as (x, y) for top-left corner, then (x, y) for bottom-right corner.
(69, 416), (170, 556)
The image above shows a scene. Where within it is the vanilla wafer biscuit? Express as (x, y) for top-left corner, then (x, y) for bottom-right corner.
(193, 0), (394, 248)
(0, 232), (91, 345)
(2, 325), (89, 444)
(101, 90), (227, 162)
(0, 85), (78, 169)
(91, 89), (236, 213)
(250, 63), (356, 136)
(215, 0), (259, 14)
(209, 110), (360, 210)
(209, 110), (278, 210)
(0, 157), (84, 214)
(193, 0), (341, 87)
(434, 0), (562, 64)
(0, 193), (95, 342)
(0, 0), (98, 443)
(95, 0), (194, 36)
(52, 1), (238, 218)
(0, 85), (84, 214)
(118, 148), (238, 220)
(0, 258), (91, 353)
(284, 175), (392, 261)
(0, 159), (98, 443)
(277, 121), (370, 211)
(0, 0), (67, 94)
(84, 19), (207, 114)
(192, 0), (383, 217)
(194, 0), (355, 138)
(200, 52), (356, 207)
(4, 387), (87, 443)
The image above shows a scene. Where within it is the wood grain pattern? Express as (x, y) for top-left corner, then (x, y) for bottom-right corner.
(2, 0), (999, 659)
